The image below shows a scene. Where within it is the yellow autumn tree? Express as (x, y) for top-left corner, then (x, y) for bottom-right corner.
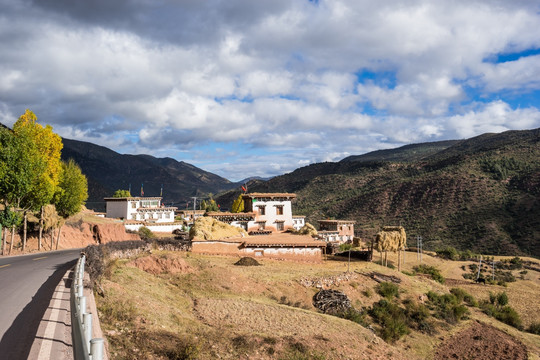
(12, 109), (63, 250)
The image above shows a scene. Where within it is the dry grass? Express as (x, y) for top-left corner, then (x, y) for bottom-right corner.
(96, 251), (540, 360)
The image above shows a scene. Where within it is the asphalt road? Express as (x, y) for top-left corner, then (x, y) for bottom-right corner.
(0, 249), (80, 359)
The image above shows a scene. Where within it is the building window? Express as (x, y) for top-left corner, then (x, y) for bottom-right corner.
(276, 222), (284, 231)
(131, 202), (137, 209)
(257, 206), (266, 215)
(276, 205), (284, 215)
(257, 221), (266, 230)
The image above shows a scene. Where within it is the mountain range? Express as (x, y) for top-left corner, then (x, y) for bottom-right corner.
(5, 120), (538, 257)
(60, 138), (237, 211)
(216, 128), (540, 257)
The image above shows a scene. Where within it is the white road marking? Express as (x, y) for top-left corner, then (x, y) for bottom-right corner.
(37, 271), (68, 359)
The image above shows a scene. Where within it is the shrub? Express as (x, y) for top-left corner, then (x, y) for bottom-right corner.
(369, 300), (410, 343)
(361, 288), (373, 297)
(527, 322), (540, 335)
(495, 306), (522, 329)
(138, 226), (155, 240)
(402, 299), (431, 332)
(480, 293), (522, 330)
(450, 288), (478, 307)
(436, 247), (459, 260)
(426, 291), (469, 324)
(376, 282), (399, 299)
(337, 308), (369, 326)
(496, 292), (509, 307)
(413, 264), (445, 284)
(339, 243), (353, 252)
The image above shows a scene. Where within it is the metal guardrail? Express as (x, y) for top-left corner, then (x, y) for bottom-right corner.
(71, 255), (104, 360)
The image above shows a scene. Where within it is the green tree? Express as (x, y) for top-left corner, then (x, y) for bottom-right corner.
(206, 199), (219, 212)
(0, 125), (46, 251)
(53, 159), (88, 249)
(113, 189), (132, 197)
(200, 200), (207, 211)
(0, 207), (22, 255)
(231, 194), (244, 213)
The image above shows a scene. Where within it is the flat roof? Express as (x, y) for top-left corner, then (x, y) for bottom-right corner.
(242, 193), (297, 199)
(318, 220), (356, 224)
(104, 197), (162, 201)
(193, 233), (326, 247)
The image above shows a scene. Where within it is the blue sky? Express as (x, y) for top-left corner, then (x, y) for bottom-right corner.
(1, 0), (539, 181)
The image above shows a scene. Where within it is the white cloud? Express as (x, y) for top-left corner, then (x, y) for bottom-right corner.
(0, 0), (539, 179)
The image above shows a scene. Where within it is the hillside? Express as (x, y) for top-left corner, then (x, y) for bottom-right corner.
(93, 249), (540, 359)
(216, 129), (540, 257)
(61, 138), (236, 211)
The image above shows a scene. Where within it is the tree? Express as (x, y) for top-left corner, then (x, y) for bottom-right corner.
(0, 125), (46, 251)
(231, 194), (244, 213)
(53, 159), (88, 249)
(0, 207), (22, 255)
(206, 199), (219, 212)
(12, 110), (63, 251)
(113, 189), (131, 198)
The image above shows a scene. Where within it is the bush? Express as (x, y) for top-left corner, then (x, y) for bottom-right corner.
(339, 243), (353, 252)
(138, 226), (155, 240)
(450, 288), (478, 307)
(376, 282), (399, 299)
(527, 322), (540, 335)
(337, 308), (369, 326)
(369, 300), (410, 343)
(426, 291), (469, 324)
(480, 292), (522, 330)
(402, 299), (432, 332)
(413, 264), (445, 284)
(436, 247), (459, 260)
(495, 306), (522, 329)
(497, 292), (509, 307)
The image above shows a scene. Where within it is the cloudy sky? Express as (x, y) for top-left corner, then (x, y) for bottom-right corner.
(1, 0), (540, 181)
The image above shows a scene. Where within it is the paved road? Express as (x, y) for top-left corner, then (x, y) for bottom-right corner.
(0, 249), (80, 359)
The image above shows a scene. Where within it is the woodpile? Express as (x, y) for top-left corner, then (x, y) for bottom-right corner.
(312, 289), (351, 315)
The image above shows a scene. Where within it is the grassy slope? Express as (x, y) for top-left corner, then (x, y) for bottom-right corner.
(96, 251), (540, 360)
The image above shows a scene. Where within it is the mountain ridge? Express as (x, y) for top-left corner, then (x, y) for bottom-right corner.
(216, 128), (540, 257)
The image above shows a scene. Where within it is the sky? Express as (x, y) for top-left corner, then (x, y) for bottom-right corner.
(1, 0), (540, 182)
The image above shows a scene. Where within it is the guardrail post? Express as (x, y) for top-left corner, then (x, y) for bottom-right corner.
(79, 296), (86, 317)
(90, 338), (104, 360)
(83, 312), (92, 351)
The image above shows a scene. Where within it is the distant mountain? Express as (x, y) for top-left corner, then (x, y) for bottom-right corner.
(216, 128), (540, 257)
(341, 140), (459, 163)
(61, 138), (236, 211)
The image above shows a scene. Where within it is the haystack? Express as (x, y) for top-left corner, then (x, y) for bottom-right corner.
(375, 226), (407, 269)
(189, 217), (248, 241)
(297, 223), (318, 236)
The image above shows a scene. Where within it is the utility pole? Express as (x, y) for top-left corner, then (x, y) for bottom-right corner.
(191, 197), (198, 211)
(416, 236), (423, 263)
(476, 255), (483, 280)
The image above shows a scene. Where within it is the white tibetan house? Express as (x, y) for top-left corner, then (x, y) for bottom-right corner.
(104, 197), (177, 223)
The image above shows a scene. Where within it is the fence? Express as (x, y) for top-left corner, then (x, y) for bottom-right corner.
(71, 254), (104, 360)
